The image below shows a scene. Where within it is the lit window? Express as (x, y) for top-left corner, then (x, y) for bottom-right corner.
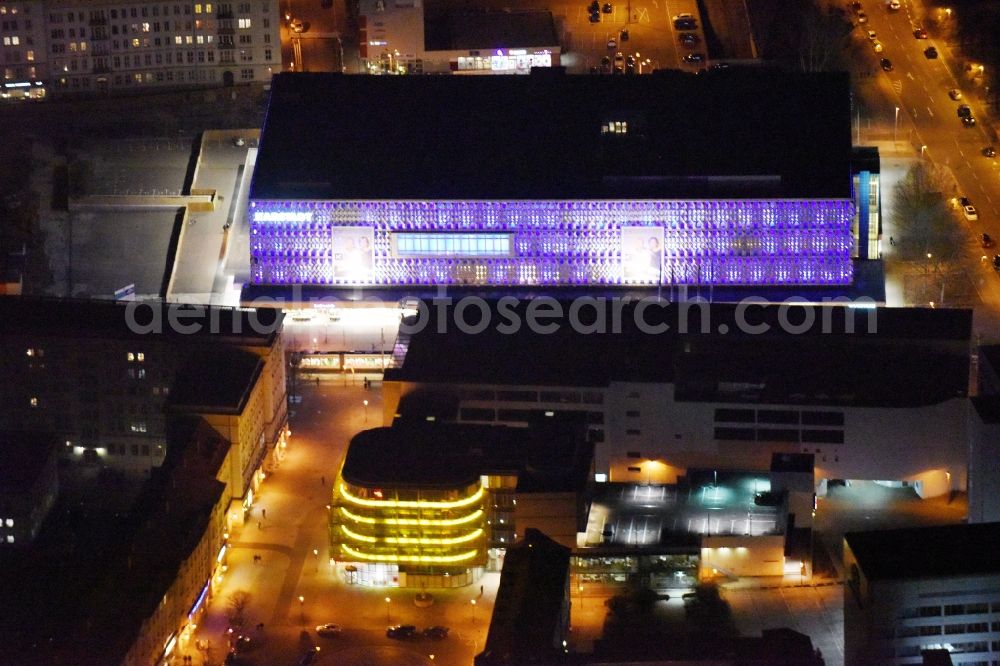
(395, 233), (512, 257)
(5, 536), (12, 544)
(26, 349), (33, 357)
(131, 37), (139, 47)
(4, 519), (11, 527)
(194, 3), (202, 13)
(26, 50), (34, 61)
(127, 352), (135, 361)
(174, 35), (181, 44)
(11, 35), (18, 45)
(238, 18), (251, 28)
(206, 3), (213, 11)
(29, 397), (38, 407)
(137, 352), (145, 362)
(185, 35), (192, 44)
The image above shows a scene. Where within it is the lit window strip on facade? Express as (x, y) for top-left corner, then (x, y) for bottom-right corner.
(331, 478), (488, 587)
(249, 199), (855, 287)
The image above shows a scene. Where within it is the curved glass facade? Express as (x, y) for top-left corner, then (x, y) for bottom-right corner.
(330, 478), (488, 573)
(249, 198), (855, 287)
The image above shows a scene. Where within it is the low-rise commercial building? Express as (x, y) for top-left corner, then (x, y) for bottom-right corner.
(384, 301), (971, 498)
(844, 522), (1000, 665)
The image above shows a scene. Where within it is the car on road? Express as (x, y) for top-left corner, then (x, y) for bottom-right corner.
(680, 32), (700, 46)
(289, 18), (304, 33)
(620, 28), (629, 41)
(297, 647), (320, 666)
(602, 2), (613, 12)
(614, 51), (625, 73)
(957, 105), (972, 118)
(423, 626), (450, 639)
(315, 624), (342, 637)
(887, 0), (900, 10)
(964, 205), (979, 221)
(981, 234), (995, 248)
(963, 116), (977, 127)
(983, 146), (997, 158)
(607, 37), (616, 49)
(850, 1), (862, 11)
(387, 625), (418, 639)
(872, 40), (883, 53)
(913, 27), (928, 39)
(993, 254), (1000, 272)
(924, 46), (938, 59)
(589, 11), (601, 22)
(673, 13), (697, 30)
(683, 53), (705, 64)
(880, 58), (893, 71)
(625, 54), (636, 75)
(588, 1), (599, 11)
(857, 11), (867, 24)
(948, 88), (963, 100)
(867, 30), (877, 41)
(600, 55), (610, 72)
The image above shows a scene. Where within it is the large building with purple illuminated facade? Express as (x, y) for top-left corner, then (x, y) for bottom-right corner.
(248, 70), (877, 289)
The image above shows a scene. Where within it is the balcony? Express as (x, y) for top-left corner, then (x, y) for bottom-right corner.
(89, 16), (108, 26)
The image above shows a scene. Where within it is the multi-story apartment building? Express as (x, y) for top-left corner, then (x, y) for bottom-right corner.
(0, 296), (287, 479)
(0, 0), (280, 98)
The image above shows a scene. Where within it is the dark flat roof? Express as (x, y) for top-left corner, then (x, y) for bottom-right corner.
(846, 523), (1000, 581)
(167, 347), (264, 413)
(971, 396), (1000, 424)
(771, 452), (815, 474)
(341, 422), (592, 490)
(478, 528), (570, 665)
(0, 296), (281, 345)
(251, 69), (853, 201)
(386, 301), (971, 408)
(424, 10), (558, 51)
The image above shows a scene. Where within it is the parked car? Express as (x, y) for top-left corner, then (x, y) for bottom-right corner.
(683, 53), (705, 64)
(880, 58), (893, 71)
(620, 28), (629, 42)
(964, 204), (979, 221)
(957, 105), (972, 118)
(600, 55), (611, 72)
(315, 624), (342, 637)
(423, 626), (450, 639)
(850, 1), (862, 11)
(993, 254), (1000, 272)
(948, 88), (963, 100)
(625, 54), (636, 75)
(983, 146), (997, 158)
(588, 0), (600, 11)
(602, 2), (613, 12)
(913, 27), (928, 39)
(872, 40), (883, 53)
(924, 46), (938, 59)
(981, 234), (995, 248)
(963, 116), (977, 127)
(887, 0), (900, 10)
(857, 11), (868, 23)
(680, 32), (700, 46)
(673, 13), (697, 29)
(867, 30), (877, 41)
(589, 10), (601, 22)
(387, 625), (418, 639)
(607, 37), (617, 49)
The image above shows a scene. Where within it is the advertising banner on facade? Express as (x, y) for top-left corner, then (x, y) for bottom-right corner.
(621, 226), (664, 284)
(331, 227), (375, 281)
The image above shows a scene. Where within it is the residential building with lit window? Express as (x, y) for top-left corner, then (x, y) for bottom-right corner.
(247, 70), (885, 292)
(0, 0), (280, 97)
(0, 431), (58, 546)
(329, 421), (593, 588)
(0, 296), (287, 479)
(384, 300), (972, 499)
(844, 523), (1000, 665)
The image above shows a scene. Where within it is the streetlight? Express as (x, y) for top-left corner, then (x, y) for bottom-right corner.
(298, 595), (305, 623)
(313, 548), (319, 572)
(363, 399), (369, 423)
(894, 106), (899, 144)
(385, 597), (391, 624)
(470, 599), (477, 624)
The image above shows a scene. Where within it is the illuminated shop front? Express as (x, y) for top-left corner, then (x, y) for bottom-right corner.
(249, 199), (854, 287)
(456, 49), (553, 74)
(330, 475), (488, 588)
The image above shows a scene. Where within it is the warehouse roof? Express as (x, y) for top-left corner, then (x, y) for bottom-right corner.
(846, 523), (1000, 581)
(385, 301), (971, 408)
(251, 69), (853, 201)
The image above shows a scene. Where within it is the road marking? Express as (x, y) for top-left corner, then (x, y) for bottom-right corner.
(907, 71), (915, 80)
(972, 171), (979, 180)
(927, 106), (934, 117)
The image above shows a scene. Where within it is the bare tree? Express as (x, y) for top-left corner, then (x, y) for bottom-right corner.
(797, 5), (853, 72)
(226, 590), (252, 629)
(892, 162), (969, 271)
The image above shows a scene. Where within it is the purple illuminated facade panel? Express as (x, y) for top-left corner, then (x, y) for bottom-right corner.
(248, 199), (855, 286)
